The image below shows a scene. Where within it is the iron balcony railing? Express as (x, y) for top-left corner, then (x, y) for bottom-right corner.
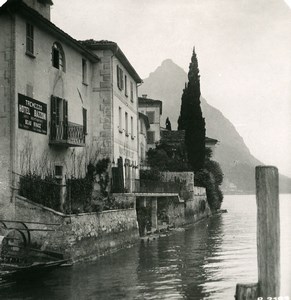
(50, 121), (85, 147)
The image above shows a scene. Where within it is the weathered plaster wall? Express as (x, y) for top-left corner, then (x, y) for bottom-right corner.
(14, 14), (96, 179)
(0, 14), (15, 219)
(15, 195), (139, 261)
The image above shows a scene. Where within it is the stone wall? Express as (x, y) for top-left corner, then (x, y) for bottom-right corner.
(159, 172), (210, 225)
(15, 195), (139, 262)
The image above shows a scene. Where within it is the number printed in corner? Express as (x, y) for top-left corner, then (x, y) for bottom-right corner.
(257, 297), (290, 300)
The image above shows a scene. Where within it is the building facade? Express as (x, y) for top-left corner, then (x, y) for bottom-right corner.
(0, 0), (143, 217)
(138, 95), (162, 150)
(81, 40), (142, 192)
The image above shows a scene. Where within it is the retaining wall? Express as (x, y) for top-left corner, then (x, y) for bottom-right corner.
(15, 195), (139, 262)
(159, 172), (210, 226)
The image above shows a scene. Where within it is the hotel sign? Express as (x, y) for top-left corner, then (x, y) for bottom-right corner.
(18, 94), (47, 135)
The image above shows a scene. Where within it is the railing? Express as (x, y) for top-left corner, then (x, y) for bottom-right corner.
(50, 121), (85, 147)
(133, 179), (181, 194)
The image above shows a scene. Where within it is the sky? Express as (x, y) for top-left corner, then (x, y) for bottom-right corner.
(1, 0), (291, 177)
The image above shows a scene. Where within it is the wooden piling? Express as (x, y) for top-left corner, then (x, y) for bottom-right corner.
(256, 166), (280, 297)
(235, 166), (280, 299)
(235, 283), (258, 300)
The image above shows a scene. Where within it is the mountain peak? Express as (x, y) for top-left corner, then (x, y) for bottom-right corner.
(161, 58), (175, 66)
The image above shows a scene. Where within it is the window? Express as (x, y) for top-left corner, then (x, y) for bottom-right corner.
(52, 42), (65, 71)
(118, 107), (122, 132)
(117, 65), (123, 90)
(55, 165), (63, 178)
(147, 131), (155, 144)
(131, 116), (134, 138)
(124, 75), (128, 97)
(125, 112), (128, 136)
(146, 111), (155, 124)
(51, 96), (67, 126)
(130, 82), (134, 102)
(140, 119), (143, 134)
(82, 107), (87, 134)
(26, 23), (34, 55)
(51, 95), (68, 139)
(82, 59), (87, 84)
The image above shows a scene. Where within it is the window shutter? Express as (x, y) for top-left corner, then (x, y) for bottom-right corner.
(51, 96), (57, 124)
(121, 69), (124, 90)
(146, 112), (155, 124)
(83, 107), (87, 134)
(63, 99), (68, 139)
(50, 96), (57, 139)
(117, 65), (120, 89)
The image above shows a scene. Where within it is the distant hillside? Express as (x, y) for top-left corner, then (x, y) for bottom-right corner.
(139, 59), (291, 193)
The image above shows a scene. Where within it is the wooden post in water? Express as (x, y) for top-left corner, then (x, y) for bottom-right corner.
(235, 166), (280, 299)
(256, 166), (280, 297)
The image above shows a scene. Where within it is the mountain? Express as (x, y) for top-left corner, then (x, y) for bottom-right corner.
(139, 59), (291, 193)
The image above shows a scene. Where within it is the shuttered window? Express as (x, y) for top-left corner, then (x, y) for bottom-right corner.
(146, 111), (155, 124)
(147, 131), (155, 144)
(125, 75), (128, 97)
(130, 82), (134, 102)
(52, 42), (66, 72)
(83, 107), (87, 134)
(26, 23), (34, 55)
(117, 65), (123, 90)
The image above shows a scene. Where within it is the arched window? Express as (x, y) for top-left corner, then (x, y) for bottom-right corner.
(52, 42), (65, 71)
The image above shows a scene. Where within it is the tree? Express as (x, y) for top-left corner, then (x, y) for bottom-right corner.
(165, 117), (172, 131)
(178, 48), (205, 171)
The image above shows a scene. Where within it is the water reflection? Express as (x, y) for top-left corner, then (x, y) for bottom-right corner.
(0, 195), (290, 299)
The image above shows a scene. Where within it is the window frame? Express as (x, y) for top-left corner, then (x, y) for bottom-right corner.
(146, 111), (155, 124)
(117, 65), (124, 90)
(130, 81), (134, 102)
(118, 107), (123, 133)
(125, 112), (129, 136)
(125, 75), (128, 97)
(52, 42), (66, 72)
(147, 131), (155, 144)
(130, 116), (134, 139)
(26, 23), (34, 57)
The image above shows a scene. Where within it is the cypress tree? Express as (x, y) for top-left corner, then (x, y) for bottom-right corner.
(178, 47), (206, 171)
(165, 117), (172, 131)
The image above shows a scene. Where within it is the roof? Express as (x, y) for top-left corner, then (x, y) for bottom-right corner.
(80, 40), (142, 84)
(138, 97), (163, 115)
(138, 112), (150, 129)
(161, 130), (219, 146)
(160, 130), (185, 144)
(0, 0), (99, 63)
(205, 137), (219, 144)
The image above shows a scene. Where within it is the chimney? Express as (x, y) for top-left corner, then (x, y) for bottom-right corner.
(23, 0), (53, 20)
(142, 94), (147, 98)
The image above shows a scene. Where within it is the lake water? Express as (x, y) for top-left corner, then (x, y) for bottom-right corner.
(0, 194), (290, 299)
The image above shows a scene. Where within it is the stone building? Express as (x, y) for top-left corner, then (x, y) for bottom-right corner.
(138, 95), (162, 149)
(80, 40), (142, 192)
(0, 0), (142, 218)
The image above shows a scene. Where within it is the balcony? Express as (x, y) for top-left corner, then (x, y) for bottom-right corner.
(49, 121), (85, 147)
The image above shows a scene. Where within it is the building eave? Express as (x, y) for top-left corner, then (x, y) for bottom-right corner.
(138, 97), (163, 115)
(0, 0), (99, 63)
(80, 40), (142, 83)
